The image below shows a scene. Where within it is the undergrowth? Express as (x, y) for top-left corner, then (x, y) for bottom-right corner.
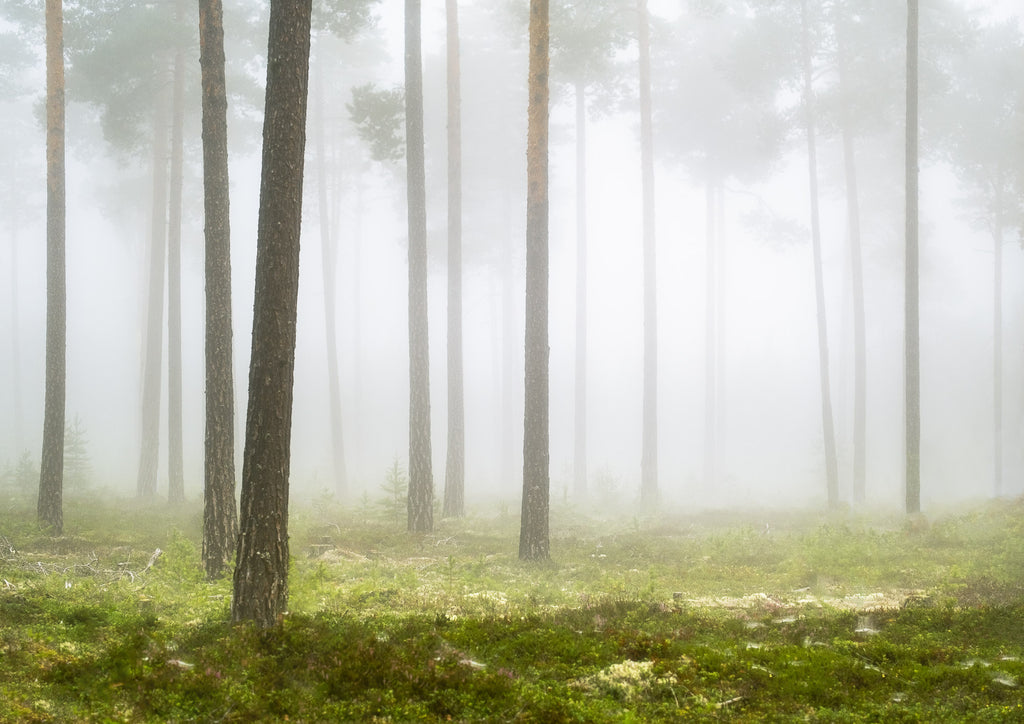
(1, 492), (1023, 721)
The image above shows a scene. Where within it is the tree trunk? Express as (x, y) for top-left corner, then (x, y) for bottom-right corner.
(836, 19), (867, 506)
(800, 0), (839, 509)
(199, 0), (237, 580)
(38, 0), (66, 534)
(520, 0), (550, 561)
(904, 0), (920, 515)
(314, 42), (348, 497)
(232, 0), (312, 627)
(137, 87), (170, 499)
(443, 0), (465, 518)
(638, 0), (658, 506)
(10, 215), (24, 454)
(703, 182), (716, 492)
(573, 80), (588, 501)
(167, 0), (187, 505)
(405, 0), (434, 533)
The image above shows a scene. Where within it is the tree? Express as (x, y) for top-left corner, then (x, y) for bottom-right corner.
(38, 0), (66, 534)
(905, 0), (920, 515)
(637, 0), (657, 506)
(198, 0), (238, 579)
(232, 0), (313, 627)
(520, 0), (549, 561)
(405, 0), (433, 533)
(799, 0), (839, 509)
(442, 0), (465, 518)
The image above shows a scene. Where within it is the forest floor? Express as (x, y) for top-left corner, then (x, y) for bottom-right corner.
(1, 490), (1023, 722)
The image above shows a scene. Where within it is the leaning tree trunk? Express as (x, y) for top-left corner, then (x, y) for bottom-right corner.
(800, 0), (839, 509)
(167, 0), (187, 505)
(38, 0), (66, 534)
(314, 44), (348, 497)
(573, 79), (588, 501)
(405, 0), (434, 533)
(199, 0), (237, 579)
(904, 0), (921, 515)
(232, 0), (312, 627)
(638, 0), (658, 506)
(137, 87), (170, 499)
(520, 0), (550, 561)
(443, 0), (465, 518)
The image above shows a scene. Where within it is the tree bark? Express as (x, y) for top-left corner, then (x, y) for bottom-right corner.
(199, 0), (238, 580)
(137, 86), (170, 499)
(800, 0), (839, 509)
(443, 0), (465, 518)
(314, 42), (348, 497)
(405, 0), (434, 533)
(232, 0), (312, 627)
(167, 0), (187, 505)
(520, 0), (550, 561)
(38, 0), (66, 534)
(904, 0), (920, 515)
(638, 0), (658, 506)
(573, 79), (588, 501)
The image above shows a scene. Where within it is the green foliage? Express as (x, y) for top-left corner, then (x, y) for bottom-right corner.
(347, 82), (405, 162)
(377, 458), (408, 523)
(63, 415), (91, 490)
(1, 498), (1024, 721)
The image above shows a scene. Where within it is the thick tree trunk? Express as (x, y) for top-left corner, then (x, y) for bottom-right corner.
(904, 0), (920, 515)
(314, 45), (348, 497)
(443, 0), (465, 518)
(232, 0), (312, 627)
(38, 0), (66, 534)
(835, 14), (868, 507)
(520, 0), (550, 561)
(199, 0), (237, 580)
(167, 0), (187, 504)
(137, 88), (170, 499)
(573, 80), (588, 501)
(638, 0), (658, 506)
(405, 0), (434, 533)
(800, 0), (839, 509)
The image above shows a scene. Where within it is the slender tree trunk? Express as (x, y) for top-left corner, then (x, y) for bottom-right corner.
(638, 0), (658, 506)
(137, 88), (170, 499)
(405, 0), (433, 533)
(904, 0), (921, 515)
(836, 15), (867, 506)
(232, 0), (312, 627)
(573, 80), (588, 501)
(993, 184), (1004, 498)
(199, 0), (237, 580)
(38, 0), (66, 534)
(314, 43), (348, 497)
(800, 0), (839, 509)
(10, 218), (24, 454)
(443, 0), (465, 518)
(520, 0), (549, 561)
(167, 0), (187, 504)
(703, 181), (716, 491)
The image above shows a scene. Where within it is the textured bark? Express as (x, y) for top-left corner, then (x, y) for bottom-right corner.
(232, 0), (312, 627)
(904, 0), (920, 515)
(38, 0), (66, 534)
(800, 0), (839, 509)
(199, 0), (237, 580)
(520, 0), (549, 562)
(573, 80), (588, 500)
(137, 89), (170, 499)
(836, 19), (867, 506)
(314, 48), (348, 497)
(638, 0), (658, 506)
(443, 0), (465, 519)
(167, 0), (187, 505)
(405, 0), (434, 533)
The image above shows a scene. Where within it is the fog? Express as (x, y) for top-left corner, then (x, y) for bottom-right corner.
(2, 0), (1023, 514)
